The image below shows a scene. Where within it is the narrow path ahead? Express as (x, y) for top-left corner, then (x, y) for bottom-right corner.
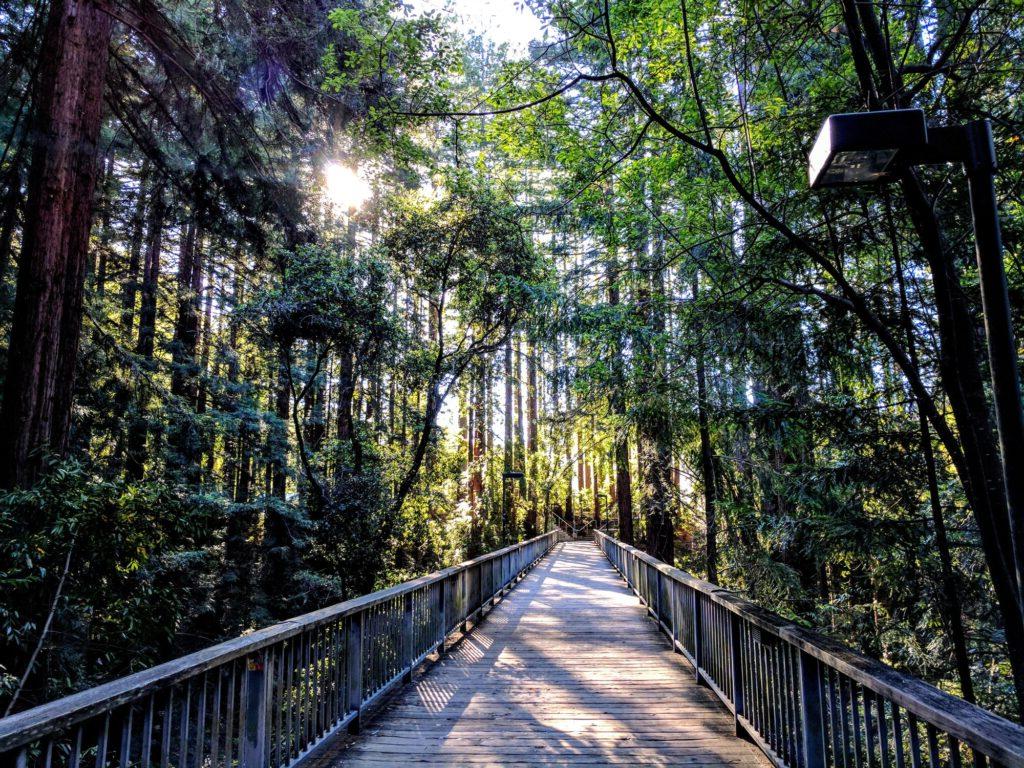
(331, 541), (768, 767)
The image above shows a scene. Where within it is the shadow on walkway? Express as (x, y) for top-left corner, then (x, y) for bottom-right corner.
(324, 542), (769, 767)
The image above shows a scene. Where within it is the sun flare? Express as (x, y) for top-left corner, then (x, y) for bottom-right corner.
(323, 161), (372, 212)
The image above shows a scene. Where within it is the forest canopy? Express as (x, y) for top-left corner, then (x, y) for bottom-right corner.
(1, 0), (1023, 726)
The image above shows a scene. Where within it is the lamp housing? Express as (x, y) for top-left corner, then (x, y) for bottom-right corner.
(808, 109), (928, 188)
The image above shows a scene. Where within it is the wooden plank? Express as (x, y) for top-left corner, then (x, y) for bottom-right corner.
(328, 542), (769, 768)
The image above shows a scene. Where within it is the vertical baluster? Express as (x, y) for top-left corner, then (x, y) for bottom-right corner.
(179, 682), (192, 768)
(827, 668), (844, 768)
(907, 715), (922, 768)
(160, 688), (175, 768)
(302, 630), (311, 746)
(119, 706), (133, 768)
(890, 707), (906, 768)
(460, 571), (468, 634)
(97, 712), (111, 768)
(949, 737), (963, 768)
(745, 625), (758, 737)
(851, 683), (863, 768)
(437, 579), (448, 655)
(403, 591), (414, 683)
(771, 644), (784, 755)
(754, 640), (766, 744)
(332, 621), (343, 726)
(70, 726), (84, 768)
(864, 691), (876, 768)
(925, 726), (940, 768)
(141, 695), (154, 768)
(271, 648), (282, 767)
(211, 670), (222, 768)
(840, 677), (854, 768)
(346, 612), (363, 734)
(195, 675), (207, 768)
(282, 643), (293, 763)
(693, 593), (703, 682)
(877, 698), (891, 768)
(316, 628), (325, 738)
(791, 646), (804, 767)
(730, 612), (744, 737)
(308, 629), (317, 742)
(224, 670), (236, 768)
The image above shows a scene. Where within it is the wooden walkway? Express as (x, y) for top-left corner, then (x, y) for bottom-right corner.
(329, 541), (768, 767)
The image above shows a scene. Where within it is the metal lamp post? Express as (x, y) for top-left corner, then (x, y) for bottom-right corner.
(809, 108), (1024, 611)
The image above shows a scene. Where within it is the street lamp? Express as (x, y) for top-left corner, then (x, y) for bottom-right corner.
(809, 108), (1024, 611)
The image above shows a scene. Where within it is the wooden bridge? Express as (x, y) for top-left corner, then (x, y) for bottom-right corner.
(2, 533), (1024, 768)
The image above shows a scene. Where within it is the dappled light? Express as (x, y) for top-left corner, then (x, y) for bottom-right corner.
(2, 0), (1024, 761)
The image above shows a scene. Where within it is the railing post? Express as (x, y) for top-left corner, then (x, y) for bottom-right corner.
(798, 650), (827, 768)
(437, 578), (448, 655)
(403, 591), (414, 683)
(693, 594), (703, 683)
(346, 612), (363, 734)
(730, 612), (745, 736)
(242, 651), (269, 768)
(654, 569), (663, 624)
(460, 571), (468, 634)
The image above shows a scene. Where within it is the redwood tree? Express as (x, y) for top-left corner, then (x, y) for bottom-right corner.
(0, 0), (113, 488)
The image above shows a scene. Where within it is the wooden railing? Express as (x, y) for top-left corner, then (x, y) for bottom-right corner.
(0, 532), (558, 768)
(595, 531), (1024, 768)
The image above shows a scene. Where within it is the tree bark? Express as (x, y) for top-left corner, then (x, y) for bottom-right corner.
(124, 185), (166, 481)
(694, 275), (719, 583)
(0, 0), (114, 488)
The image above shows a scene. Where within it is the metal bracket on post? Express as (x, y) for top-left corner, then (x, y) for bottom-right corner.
(346, 613), (363, 734)
(242, 652), (269, 768)
(798, 650), (827, 768)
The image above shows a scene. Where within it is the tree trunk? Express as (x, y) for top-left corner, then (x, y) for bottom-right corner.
(607, 256), (634, 545)
(0, 0), (114, 488)
(503, 334), (514, 542)
(526, 339), (539, 536)
(119, 163), (150, 338)
(124, 185), (166, 481)
(169, 207), (204, 482)
(694, 275), (719, 583)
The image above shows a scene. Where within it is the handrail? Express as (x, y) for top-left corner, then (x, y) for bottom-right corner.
(0, 531), (559, 768)
(594, 530), (1024, 768)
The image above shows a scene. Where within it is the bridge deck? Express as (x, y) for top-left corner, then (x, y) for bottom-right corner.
(329, 541), (768, 767)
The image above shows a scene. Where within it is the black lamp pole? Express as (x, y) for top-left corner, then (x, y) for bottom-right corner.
(963, 122), (1024, 612)
(809, 110), (1024, 612)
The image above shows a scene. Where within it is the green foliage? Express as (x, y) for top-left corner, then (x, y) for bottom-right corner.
(0, 460), (209, 703)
